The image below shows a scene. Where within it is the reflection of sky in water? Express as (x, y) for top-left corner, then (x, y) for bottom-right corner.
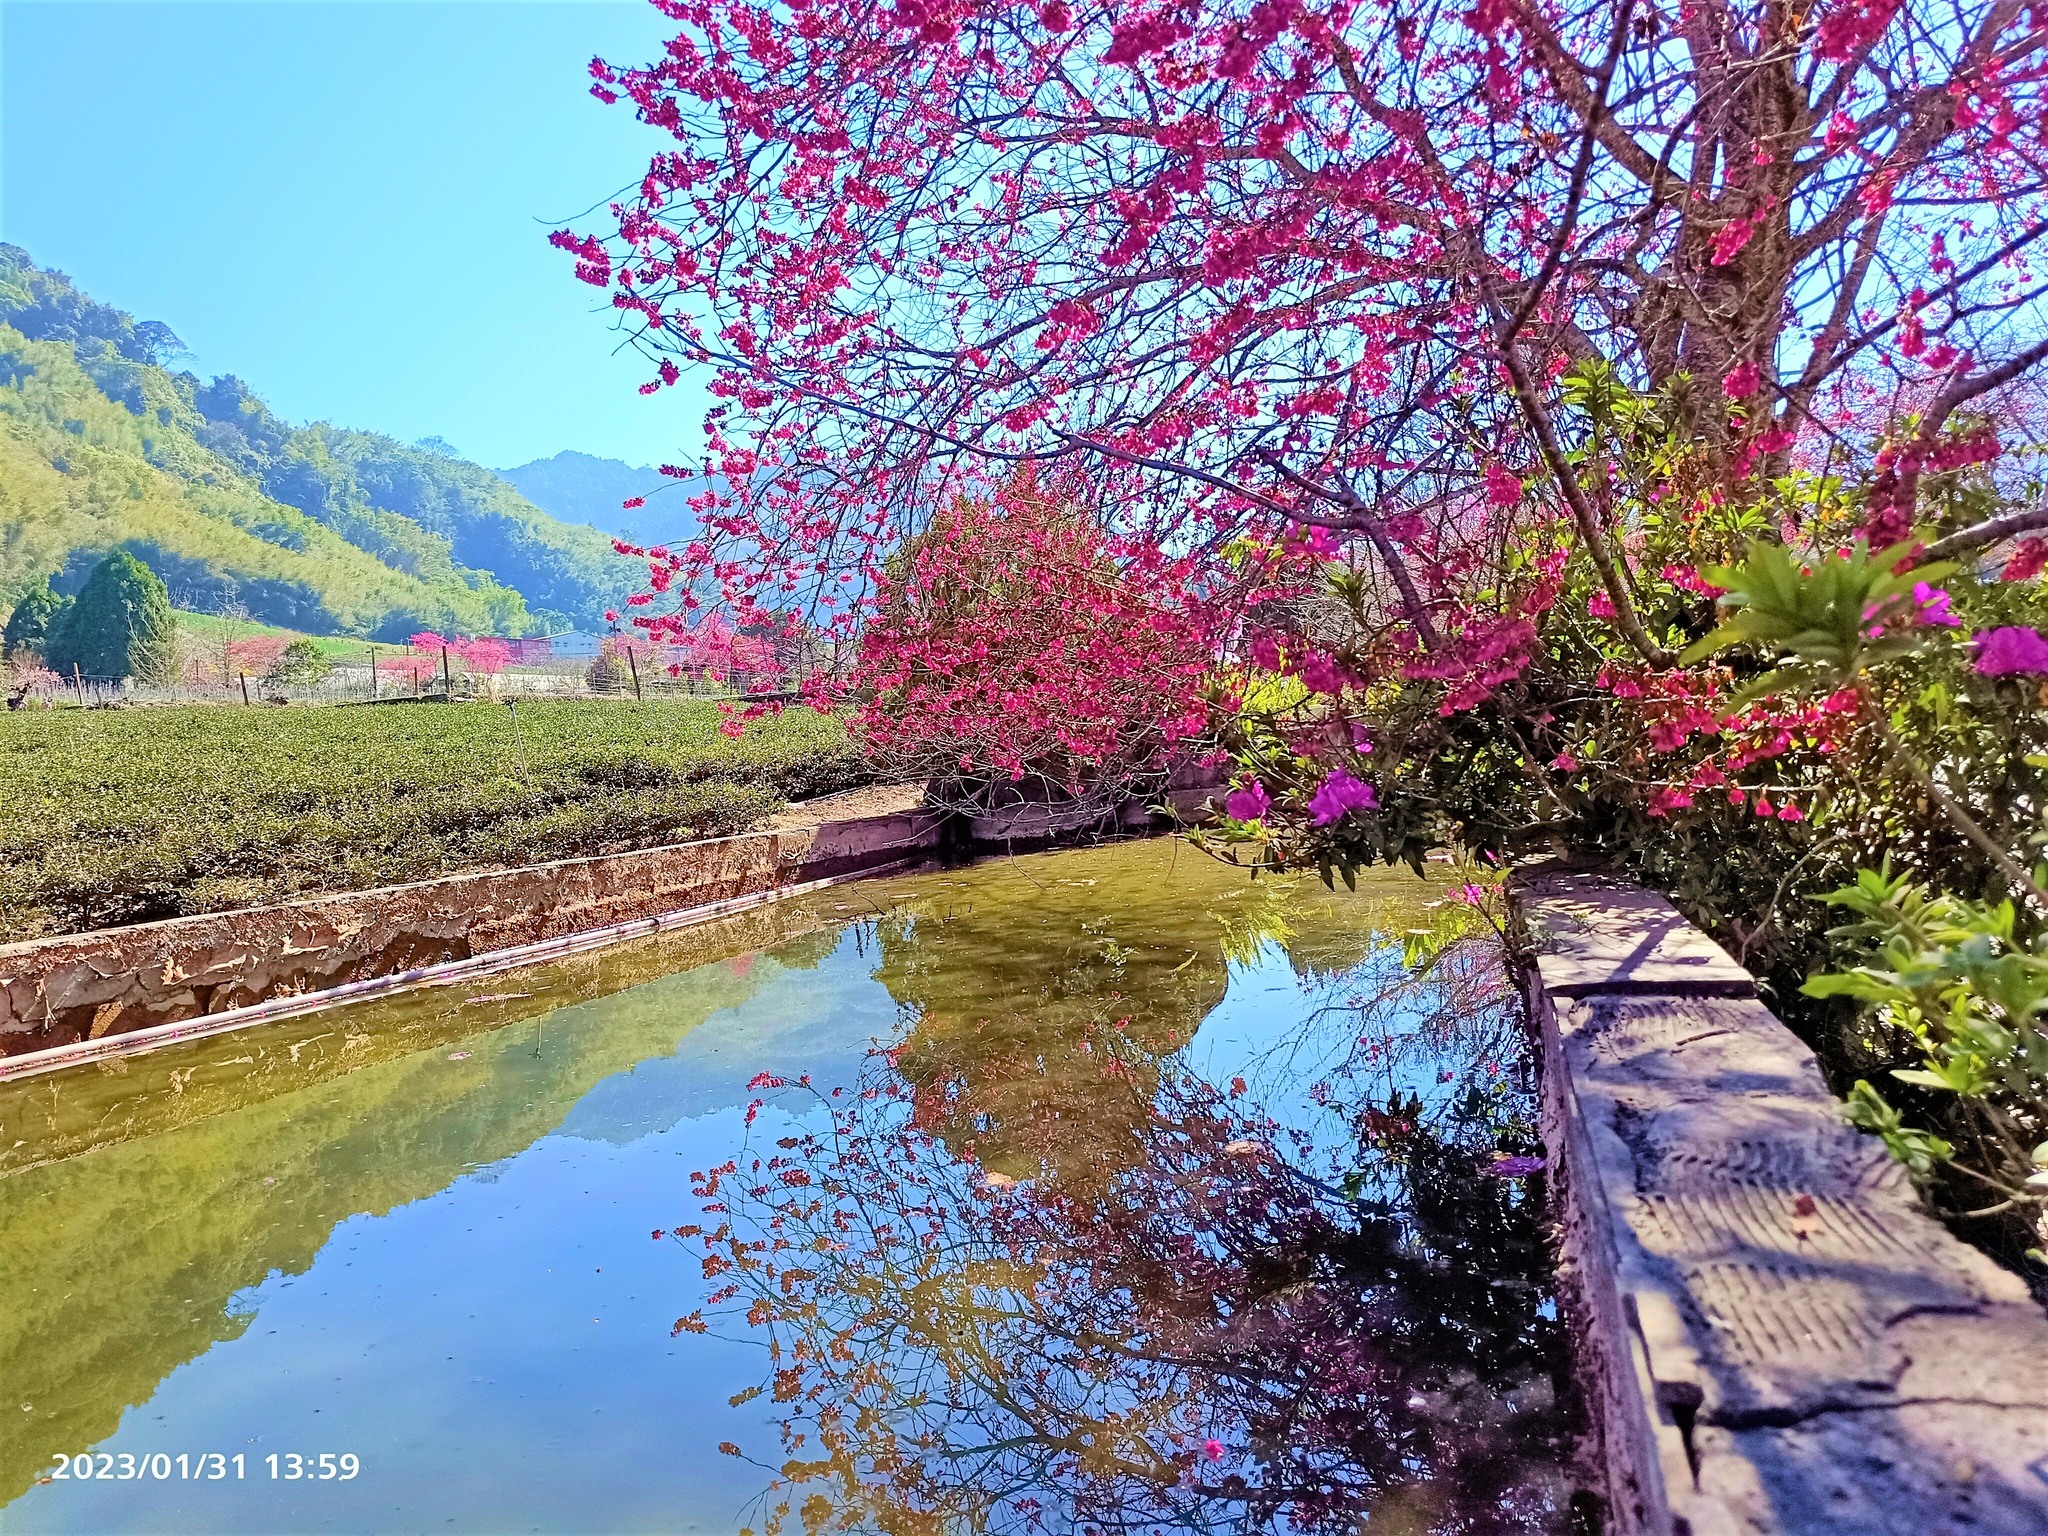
(555, 943), (895, 1146)
(1186, 936), (1512, 1159)
(0, 844), (1524, 1535)
(1188, 939), (1394, 1134)
(4, 958), (860, 1532)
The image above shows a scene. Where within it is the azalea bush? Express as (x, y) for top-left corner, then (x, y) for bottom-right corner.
(563, 0), (2048, 1260)
(1199, 444), (2048, 1257)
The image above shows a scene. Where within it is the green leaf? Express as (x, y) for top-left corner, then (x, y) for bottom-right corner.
(1678, 627), (1743, 664)
(1890, 1067), (1962, 1092)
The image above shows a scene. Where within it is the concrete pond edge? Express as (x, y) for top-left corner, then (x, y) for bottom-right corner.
(1509, 864), (2048, 1536)
(0, 800), (945, 1065)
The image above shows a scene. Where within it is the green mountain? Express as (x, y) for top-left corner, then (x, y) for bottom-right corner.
(501, 449), (707, 549)
(0, 246), (639, 638)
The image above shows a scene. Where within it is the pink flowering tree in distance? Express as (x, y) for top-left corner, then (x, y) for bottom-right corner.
(375, 652), (438, 691)
(669, 611), (779, 690)
(565, 0), (2048, 1240)
(223, 635), (290, 687)
(376, 634), (452, 693)
(849, 464), (1225, 808)
(451, 635), (514, 698)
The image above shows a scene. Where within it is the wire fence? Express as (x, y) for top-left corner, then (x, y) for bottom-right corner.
(4, 659), (785, 711)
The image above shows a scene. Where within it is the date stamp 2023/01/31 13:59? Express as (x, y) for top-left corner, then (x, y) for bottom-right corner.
(43, 1452), (361, 1485)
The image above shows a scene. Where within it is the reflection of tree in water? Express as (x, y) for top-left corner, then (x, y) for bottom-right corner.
(868, 863), (1243, 1192)
(865, 850), (1389, 1193)
(678, 926), (1572, 1535)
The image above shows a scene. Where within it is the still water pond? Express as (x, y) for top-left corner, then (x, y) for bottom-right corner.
(0, 840), (1571, 1534)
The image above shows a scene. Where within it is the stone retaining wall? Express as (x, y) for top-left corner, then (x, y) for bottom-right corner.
(0, 809), (941, 1057)
(1511, 866), (2048, 1536)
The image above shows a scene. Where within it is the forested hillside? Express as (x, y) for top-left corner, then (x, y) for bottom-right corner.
(501, 449), (705, 549)
(0, 247), (637, 637)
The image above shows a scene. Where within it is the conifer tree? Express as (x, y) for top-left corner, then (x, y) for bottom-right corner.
(45, 550), (176, 682)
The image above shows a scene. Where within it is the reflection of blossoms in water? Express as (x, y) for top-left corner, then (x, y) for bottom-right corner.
(668, 920), (1571, 1536)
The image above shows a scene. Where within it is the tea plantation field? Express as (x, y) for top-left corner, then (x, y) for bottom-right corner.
(0, 700), (870, 942)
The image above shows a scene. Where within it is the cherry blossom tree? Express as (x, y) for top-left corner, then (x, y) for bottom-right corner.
(564, 0), (2048, 675)
(377, 638), (445, 692)
(449, 636), (514, 697)
(848, 464), (1222, 792)
(224, 635), (291, 686)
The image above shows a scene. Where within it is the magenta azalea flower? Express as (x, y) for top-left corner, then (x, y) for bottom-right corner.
(1974, 626), (2048, 676)
(1911, 581), (1959, 627)
(1307, 768), (1378, 826)
(1224, 780), (1272, 822)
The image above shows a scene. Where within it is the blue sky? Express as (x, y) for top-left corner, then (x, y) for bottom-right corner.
(0, 1), (710, 470)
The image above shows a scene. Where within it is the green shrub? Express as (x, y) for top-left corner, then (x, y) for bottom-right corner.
(2, 576), (68, 661)
(263, 636), (331, 689)
(1807, 867), (2048, 1244)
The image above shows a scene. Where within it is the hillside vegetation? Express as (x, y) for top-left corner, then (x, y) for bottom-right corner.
(0, 246), (638, 638)
(0, 700), (869, 941)
(501, 449), (711, 549)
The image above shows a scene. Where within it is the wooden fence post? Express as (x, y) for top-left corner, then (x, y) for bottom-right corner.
(369, 646), (378, 700)
(626, 644), (643, 702)
(442, 646), (454, 699)
(72, 664), (85, 708)
(239, 671), (251, 706)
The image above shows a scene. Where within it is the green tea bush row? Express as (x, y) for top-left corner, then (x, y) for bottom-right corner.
(0, 700), (871, 941)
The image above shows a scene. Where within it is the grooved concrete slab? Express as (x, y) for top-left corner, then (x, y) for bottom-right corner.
(1513, 869), (2048, 1536)
(1518, 868), (1756, 999)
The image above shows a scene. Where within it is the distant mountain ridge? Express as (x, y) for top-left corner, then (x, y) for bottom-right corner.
(500, 450), (707, 549)
(0, 245), (639, 637)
